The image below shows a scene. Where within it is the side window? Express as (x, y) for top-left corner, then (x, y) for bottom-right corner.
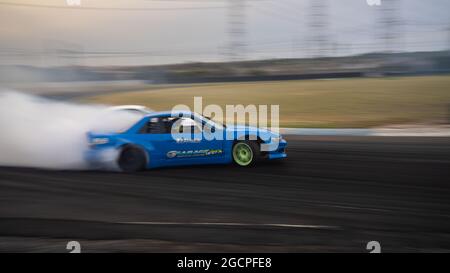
(139, 116), (202, 134)
(173, 118), (202, 134)
(139, 117), (171, 134)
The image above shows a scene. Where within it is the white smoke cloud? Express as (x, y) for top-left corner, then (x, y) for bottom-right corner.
(0, 91), (144, 170)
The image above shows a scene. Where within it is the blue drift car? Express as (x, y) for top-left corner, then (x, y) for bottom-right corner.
(86, 111), (287, 172)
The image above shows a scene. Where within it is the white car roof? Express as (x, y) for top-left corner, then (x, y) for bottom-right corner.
(108, 105), (150, 111)
(107, 105), (153, 115)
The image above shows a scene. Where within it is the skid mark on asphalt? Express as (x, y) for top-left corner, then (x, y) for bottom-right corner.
(119, 221), (339, 230)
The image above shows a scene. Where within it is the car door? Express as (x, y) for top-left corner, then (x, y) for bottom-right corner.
(163, 116), (224, 166)
(135, 115), (224, 167)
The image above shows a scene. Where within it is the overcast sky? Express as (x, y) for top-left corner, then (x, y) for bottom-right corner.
(0, 0), (449, 66)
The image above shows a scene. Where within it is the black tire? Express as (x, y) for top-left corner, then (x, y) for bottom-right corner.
(118, 146), (146, 172)
(232, 140), (261, 167)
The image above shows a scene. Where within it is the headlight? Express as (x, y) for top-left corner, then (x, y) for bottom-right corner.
(90, 138), (110, 145)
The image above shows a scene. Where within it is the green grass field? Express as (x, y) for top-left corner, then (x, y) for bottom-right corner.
(84, 76), (450, 128)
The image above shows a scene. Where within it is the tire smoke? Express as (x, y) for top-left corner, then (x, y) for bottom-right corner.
(0, 91), (144, 170)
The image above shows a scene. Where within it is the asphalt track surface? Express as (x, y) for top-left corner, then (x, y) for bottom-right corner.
(0, 136), (449, 252)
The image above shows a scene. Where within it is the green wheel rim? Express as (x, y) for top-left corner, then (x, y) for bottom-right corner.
(233, 143), (253, 166)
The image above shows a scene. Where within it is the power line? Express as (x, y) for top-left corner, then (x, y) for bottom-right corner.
(227, 0), (247, 61)
(0, 1), (226, 11)
(378, 0), (402, 53)
(308, 0), (330, 57)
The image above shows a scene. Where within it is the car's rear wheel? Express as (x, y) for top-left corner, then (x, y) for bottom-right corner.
(232, 141), (260, 167)
(118, 146), (146, 172)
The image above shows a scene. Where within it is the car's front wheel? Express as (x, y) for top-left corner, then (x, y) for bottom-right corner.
(232, 141), (260, 167)
(118, 146), (146, 172)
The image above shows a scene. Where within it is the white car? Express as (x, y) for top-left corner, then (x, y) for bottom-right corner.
(107, 105), (152, 115)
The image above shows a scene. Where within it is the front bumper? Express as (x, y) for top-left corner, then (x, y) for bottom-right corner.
(263, 139), (287, 160)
